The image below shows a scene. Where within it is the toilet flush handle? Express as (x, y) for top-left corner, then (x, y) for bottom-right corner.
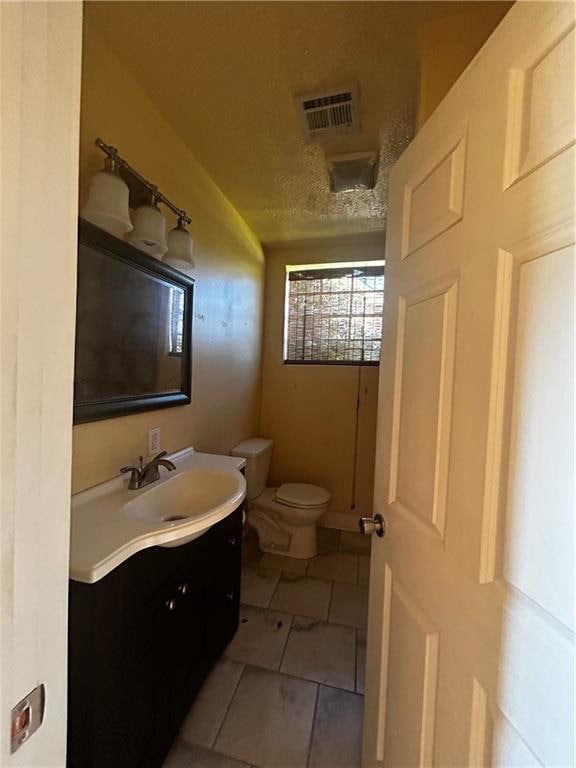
(358, 514), (386, 538)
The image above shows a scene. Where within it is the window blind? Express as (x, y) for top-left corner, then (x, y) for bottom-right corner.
(284, 263), (385, 364)
(168, 287), (184, 355)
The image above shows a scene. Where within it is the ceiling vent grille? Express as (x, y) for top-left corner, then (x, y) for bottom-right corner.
(295, 85), (359, 142)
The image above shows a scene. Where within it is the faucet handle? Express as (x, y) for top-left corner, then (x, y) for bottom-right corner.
(120, 464), (142, 490)
(120, 465), (140, 475)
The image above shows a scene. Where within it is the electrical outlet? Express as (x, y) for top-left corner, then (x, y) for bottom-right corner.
(148, 427), (161, 455)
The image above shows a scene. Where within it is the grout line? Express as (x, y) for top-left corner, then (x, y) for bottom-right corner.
(276, 613), (295, 672)
(210, 661), (247, 749)
(305, 680), (321, 768)
(243, 660), (349, 692)
(265, 570), (282, 609)
(326, 579), (335, 622)
(267, 573), (282, 609)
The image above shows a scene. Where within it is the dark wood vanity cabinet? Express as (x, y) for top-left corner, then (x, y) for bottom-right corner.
(67, 504), (243, 768)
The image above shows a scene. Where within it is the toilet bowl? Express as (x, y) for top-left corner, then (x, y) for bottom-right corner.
(230, 438), (331, 559)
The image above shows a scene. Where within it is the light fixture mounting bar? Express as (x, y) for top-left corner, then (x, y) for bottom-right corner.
(94, 138), (191, 226)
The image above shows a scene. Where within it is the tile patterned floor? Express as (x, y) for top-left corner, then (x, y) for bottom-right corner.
(164, 528), (370, 768)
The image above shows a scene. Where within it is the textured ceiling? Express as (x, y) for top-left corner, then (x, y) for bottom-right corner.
(85, 2), (481, 243)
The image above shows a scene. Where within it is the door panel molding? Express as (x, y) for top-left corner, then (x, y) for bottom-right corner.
(389, 276), (459, 540)
(479, 223), (575, 631)
(382, 571), (440, 768)
(469, 677), (545, 768)
(503, 18), (575, 189)
(479, 249), (514, 584)
(375, 563), (393, 763)
(401, 128), (467, 259)
(468, 678), (491, 768)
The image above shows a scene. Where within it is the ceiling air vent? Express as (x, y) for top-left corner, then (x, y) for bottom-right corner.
(326, 151), (379, 193)
(295, 85), (359, 143)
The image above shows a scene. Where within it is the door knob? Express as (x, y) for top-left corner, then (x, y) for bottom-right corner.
(359, 514), (386, 537)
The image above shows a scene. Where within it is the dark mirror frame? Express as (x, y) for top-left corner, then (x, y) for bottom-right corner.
(73, 219), (194, 424)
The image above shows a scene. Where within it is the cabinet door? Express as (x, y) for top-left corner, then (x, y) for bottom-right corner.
(153, 540), (208, 763)
(204, 505), (243, 656)
(68, 551), (160, 768)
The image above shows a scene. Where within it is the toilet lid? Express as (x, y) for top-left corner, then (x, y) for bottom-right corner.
(275, 483), (331, 509)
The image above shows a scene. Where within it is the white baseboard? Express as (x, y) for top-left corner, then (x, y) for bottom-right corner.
(320, 512), (360, 532)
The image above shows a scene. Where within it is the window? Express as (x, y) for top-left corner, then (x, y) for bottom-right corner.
(168, 286), (184, 355)
(284, 260), (385, 365)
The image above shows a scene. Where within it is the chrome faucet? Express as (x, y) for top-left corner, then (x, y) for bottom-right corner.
(120, 451), (176, 490)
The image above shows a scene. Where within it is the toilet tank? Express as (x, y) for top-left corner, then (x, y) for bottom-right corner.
(230, 438), (273, 501)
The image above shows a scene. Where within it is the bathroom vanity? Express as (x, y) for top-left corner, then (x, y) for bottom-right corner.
(67, 449), (246, 768)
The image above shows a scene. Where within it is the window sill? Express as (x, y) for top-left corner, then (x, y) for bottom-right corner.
(283, 359), (380, 367)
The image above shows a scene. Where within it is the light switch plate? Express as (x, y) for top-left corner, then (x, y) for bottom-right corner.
(149, 427), (161, 455)
(11, 684), (45, 753)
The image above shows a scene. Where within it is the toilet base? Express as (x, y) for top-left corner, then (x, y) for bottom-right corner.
(247, 507), (318, 559)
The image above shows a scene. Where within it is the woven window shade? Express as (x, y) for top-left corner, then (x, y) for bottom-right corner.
(285, 264), (384, 364)
(168, 287), (184, 355)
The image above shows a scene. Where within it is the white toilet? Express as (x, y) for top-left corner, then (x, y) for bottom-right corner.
(231, 437), (330, 559)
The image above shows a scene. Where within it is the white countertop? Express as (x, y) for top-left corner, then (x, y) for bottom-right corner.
(70, 447), (246, 584)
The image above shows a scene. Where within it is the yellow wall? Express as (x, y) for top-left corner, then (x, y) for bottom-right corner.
(417, 1), (513, 129)
(73, 21), (264, 493)
(260, 234), (384, 526)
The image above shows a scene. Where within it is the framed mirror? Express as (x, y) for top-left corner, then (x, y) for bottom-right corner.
(73, 219), (194, 424)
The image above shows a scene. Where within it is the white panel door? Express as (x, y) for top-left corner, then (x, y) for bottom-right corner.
(363, 3), (575, 767)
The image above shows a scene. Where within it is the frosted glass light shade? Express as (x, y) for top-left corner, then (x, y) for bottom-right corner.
(81, 170), (133, 237)
(162, 257), (195, 275)
(165, 224), (194, 266)
(128, 204), (167, 259)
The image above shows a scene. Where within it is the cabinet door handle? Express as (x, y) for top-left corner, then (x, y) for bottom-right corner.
(165, 598), (177, 611)
(226, 592), (235, 601)
(177, 583), (189, 596)
(228, 536), (237, 546)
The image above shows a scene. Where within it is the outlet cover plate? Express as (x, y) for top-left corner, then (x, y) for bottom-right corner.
(149, 427), (161, 455)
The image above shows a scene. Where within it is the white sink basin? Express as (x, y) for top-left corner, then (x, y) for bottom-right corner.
(70, 448), (246, 583)
(123, 468), (244, 546)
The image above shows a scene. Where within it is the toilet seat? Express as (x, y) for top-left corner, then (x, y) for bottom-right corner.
(275, 483), (331, 509)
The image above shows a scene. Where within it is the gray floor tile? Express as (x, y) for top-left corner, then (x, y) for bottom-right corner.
(259, 552), (309, 574)
(317, 527), (341, 554)
(307, 552), (358, 584)
(270, 573), (332, 620)
(242, 531), (263, 567)
(356, 630), (366, 695)
(226, 605), (292, 670)
(329, 583), (369, 628)
(339, 531), (371, 555)
(308, 686), (363, 768)
(280, 616), (356, 691)
(164, 741), (250, 768)
(179, 657), (244, 748)
(241, 567), (281, 608)
(215, 666), (317, 768)
(358, 555), (370, 586)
